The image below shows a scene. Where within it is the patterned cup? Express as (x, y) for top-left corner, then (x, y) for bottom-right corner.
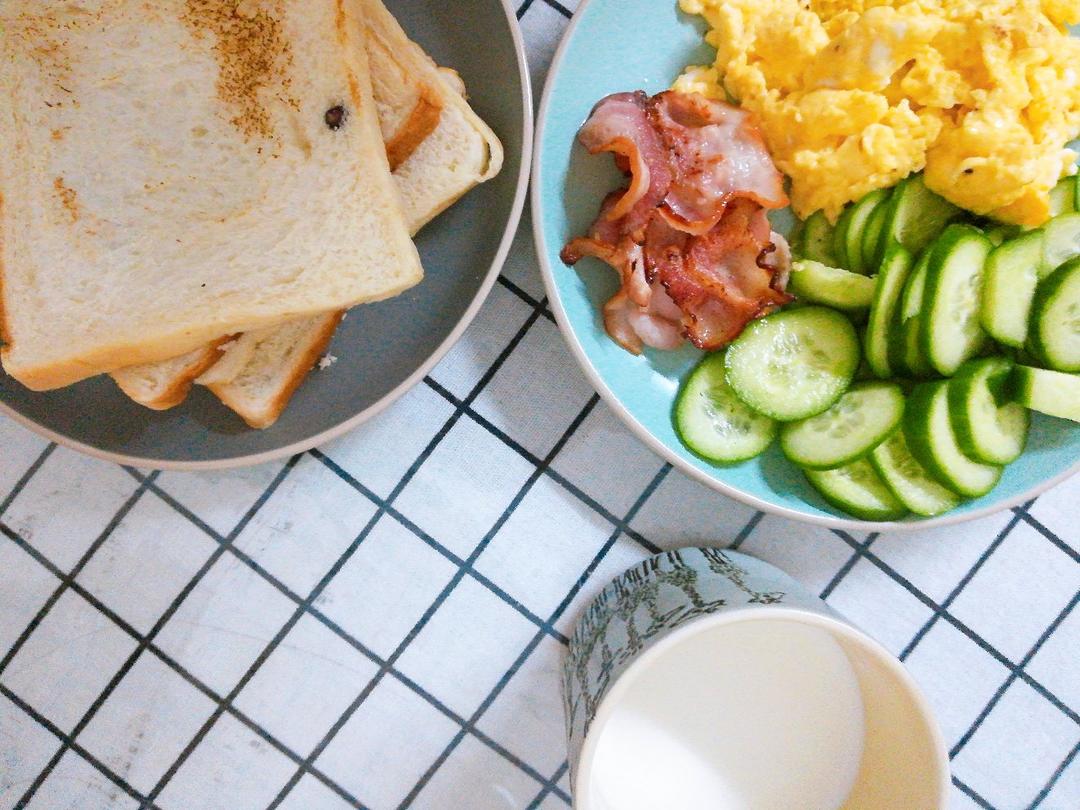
(563, 547), (950, 809)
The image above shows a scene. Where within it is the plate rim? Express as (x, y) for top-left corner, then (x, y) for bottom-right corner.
(531, 0), (1080, 532)
(0, 0), (535, 473)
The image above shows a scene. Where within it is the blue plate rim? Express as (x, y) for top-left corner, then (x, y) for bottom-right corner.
(531, 0), (1080, 532)
(0, 0), (535, 473)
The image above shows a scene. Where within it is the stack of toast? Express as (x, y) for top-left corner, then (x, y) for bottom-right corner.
(0, 0), (502, 428)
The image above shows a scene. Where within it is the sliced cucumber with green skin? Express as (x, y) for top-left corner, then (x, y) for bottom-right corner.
(900, 249), (931, 321)
(980, 228), (1043, 348)
(871, 430), (961, 517)
(789, 260), (876, 311)
(796, 210), (838, 265)
(888, 250), (931, 377)
(803, 458), (907, 521)
(1010, 365), (1080, 422)
(904, 381), (1003, 498)
(921, 224), (992, 376)
(947, 357), (1030, 465)
(896, 315), (934, 378)
(1040, 212), (1080, 278)
(883, 173), (960, 256)
(674, 353), (777, 463)
(1029, 257), (1080, 372)
(864, 244), (914, 378)
(1049, 176), (1078, 216)
(780, 382), (904, 470)
(725, 307), (860, 422)
(844, 189), (890, 275)
(862, 195), (891, 272)
(832, 204), (857, 270)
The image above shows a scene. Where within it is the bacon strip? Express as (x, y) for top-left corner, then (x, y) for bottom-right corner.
(650, 92), (788, 234)
(577, 92), (673, 232)
(562, 90), (791, 354)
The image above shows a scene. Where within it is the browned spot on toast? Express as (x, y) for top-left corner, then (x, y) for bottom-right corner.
(51, 129), (65, 141)
(182, 0), (298, 139)
(386, 86), (443, 170)
(54, 177), (79, 222)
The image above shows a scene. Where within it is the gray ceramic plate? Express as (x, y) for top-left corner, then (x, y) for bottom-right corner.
(0, 0), (532, 471)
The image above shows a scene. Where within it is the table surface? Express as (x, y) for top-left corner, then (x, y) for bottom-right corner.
(2, 3), (1079, 809)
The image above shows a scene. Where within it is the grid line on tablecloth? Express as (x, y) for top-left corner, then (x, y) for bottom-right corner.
(123, 466), (572, 804)
(264, 388), (601, 808)
(0, 515), (372, 809)
(0, 339), (1075, 810)
(0, 3), (1077, 809)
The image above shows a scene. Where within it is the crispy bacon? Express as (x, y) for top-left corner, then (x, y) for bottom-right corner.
(577, 92), (673, 232)
(562, 90), (791, 354)
(650, 92), (788, 234)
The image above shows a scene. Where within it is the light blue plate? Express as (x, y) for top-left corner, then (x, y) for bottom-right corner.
(532, 0), (1080, 530)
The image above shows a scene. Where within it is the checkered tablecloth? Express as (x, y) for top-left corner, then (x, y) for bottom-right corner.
(1, 3), (1078, 809)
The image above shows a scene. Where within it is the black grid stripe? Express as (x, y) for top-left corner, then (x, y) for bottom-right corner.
(0, 443), (56, 519)
(1, 514), (372, 809)
(1, 394), (1076, 810)
(0, 682), (160, 809)
(123, 468), (570, 802)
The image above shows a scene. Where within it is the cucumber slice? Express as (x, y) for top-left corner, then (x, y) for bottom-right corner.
(796, 210), (838, 265)
(888, 250), (931, 377)
(804, 459), (907, 521)
(871, 430), (961, 517)
(1040, 212), (1080, 278)
(725, 307), (860, 422)
(832, 204), (856, 270)
(864, 244), (914, 378)
(1010, 365), (1080, 422)
(789, 260), (876, 312)
(780, 382), (904, 470)
(947, 357), (1030, 465)
(980, 229), (1043, 348)
(1030, 257), (1080, 372)
(899, 315), (934, 378)
(883, 173), (960, 256)
(921, 224), (992, 376)
(862, 195), (891, 272)
(845, 189), (890, 275)
(674, 353), (777, 463)
(900, 248), (931, 321)
(1049, 176), (1078, 216)
(904, 381), (1003, 498)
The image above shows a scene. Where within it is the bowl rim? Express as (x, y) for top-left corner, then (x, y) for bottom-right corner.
(0, 0), (535, 473)
(530, 0), (1080, 532)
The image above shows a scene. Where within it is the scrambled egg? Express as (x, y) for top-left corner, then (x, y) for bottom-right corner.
(675, 0), (1080, 225)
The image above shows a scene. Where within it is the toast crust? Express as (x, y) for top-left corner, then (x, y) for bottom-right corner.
(386, 86), (442, 170)
(0, 193), (8, 349)
(209, 311), (343, 429)
(111, 336), (233, 410)
(4, 268), (414, 392)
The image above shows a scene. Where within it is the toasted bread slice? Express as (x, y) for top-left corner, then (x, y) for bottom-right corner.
(364, 0), (503, 228)
(0, 0), (422, 391)
(112, 1), (500, 410)
(111, 337), (233, 411)
(206, 313), (343, 430)
(114, 0), (503, 427)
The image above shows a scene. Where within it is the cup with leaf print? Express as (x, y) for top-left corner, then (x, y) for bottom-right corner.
(563, 547), (950, 810)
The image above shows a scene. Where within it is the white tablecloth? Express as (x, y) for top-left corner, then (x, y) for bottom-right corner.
(1, 2), (1078, 809)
